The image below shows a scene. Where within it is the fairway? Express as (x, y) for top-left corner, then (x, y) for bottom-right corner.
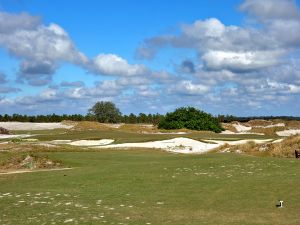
(0, 151), (299, 225)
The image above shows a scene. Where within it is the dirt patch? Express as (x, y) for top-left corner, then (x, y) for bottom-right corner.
(0, 154), (63, 171)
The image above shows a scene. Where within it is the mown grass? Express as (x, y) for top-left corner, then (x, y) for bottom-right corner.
(0, 151), (299, 225)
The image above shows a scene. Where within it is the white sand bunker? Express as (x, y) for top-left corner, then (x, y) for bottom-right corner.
(221, 130), (264, 135)
(0, 122), (73, 130)
(69, 139), (114, 146)
(0, 134), (32, 139)
(232, 123), (252, 132)
(93, 137), (274, 154)
(276, 129), (300, 136)
(94, 137), (218, 153)
(51, 140), (72, 144)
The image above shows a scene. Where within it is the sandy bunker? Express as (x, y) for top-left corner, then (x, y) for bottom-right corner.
(91, 137), (274, 154)
(0, 122), (73, 130)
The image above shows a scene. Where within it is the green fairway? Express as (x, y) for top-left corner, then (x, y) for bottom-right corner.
(0, 151), (299, 225)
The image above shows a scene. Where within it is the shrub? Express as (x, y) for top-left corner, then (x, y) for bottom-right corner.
(158, 107), (223, 133)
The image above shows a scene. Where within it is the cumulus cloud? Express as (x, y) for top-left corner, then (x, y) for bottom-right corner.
(133, 0), (300, 114)
(0, 10), (153, 86)
(0, 11), (88, 85)
(0, 11), (41, 33)
(137, 3), (300, 74)
(240, 0), (300, 20)
(169, 80), (210, 95)
(201, 50), (283, 72)
(91, 54), (148, 76)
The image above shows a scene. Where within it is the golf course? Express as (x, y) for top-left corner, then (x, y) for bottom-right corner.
(0, 120), (299, 225)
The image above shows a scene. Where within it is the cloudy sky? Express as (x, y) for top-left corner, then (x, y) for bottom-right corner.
(0, 0), (300, 116)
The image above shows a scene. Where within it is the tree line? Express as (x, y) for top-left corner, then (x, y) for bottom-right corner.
(1, 113), (299, 124)
(217, 115), (300, 123)
(1, 100), (300, 124)
(0, 113), (164, 124)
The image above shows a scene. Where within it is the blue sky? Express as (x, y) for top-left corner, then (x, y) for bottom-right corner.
(0, 0), (300, 116)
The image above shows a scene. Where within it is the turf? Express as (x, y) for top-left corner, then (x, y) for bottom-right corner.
(0, 151), (299, 225)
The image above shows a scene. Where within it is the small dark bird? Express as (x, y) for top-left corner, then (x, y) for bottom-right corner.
(276, 200), (283, 208)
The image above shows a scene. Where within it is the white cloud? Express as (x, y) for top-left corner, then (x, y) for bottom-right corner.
(0, 11), (88, 85)
(182, 18), (225, 39)
(202, 50), (283, 72)
(92, 54), (148, 76)
(169, 80), (209, 95)
(240, 0), (300, 20)
(0, 11), (41, 33)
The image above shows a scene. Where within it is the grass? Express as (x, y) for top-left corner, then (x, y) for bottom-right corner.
(0, 150), (299, 225)
(10, 128), (275, 144)
(214, 135), (300, 158)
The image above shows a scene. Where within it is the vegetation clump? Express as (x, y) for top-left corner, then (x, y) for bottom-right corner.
(0, 127), (9, 134)
(0, 153), (62, 171)
(158, 107), (223, 133)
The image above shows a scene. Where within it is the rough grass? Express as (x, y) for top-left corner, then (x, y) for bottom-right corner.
(250, 126), (286, 136)
(269, 135), (300, 157)
(0, 152), (63, 171)
(0, 151), (299, 225)
(246, 120), (273, 127)
(215, 135), (300, 158)
(221, 123), (238, 132)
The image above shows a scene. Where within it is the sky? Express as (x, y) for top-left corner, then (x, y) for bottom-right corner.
(0, 0), (300, 116)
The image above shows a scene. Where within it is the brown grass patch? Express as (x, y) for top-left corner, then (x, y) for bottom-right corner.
(216, 135), (300, 158)
(249, 126), (285, 136)
(221, 123), (238, 132)
(71, 121), (112, 131)
(246, 120), (272, 127)
(0, 153), (63, 171)
(268, 135), (300, 158)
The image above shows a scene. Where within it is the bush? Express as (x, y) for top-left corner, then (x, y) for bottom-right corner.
(158, 107), (223, 133)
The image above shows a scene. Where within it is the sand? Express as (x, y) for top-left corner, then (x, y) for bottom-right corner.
(254, 123), (285, 128)
(51, 140), (72, 144)
(68, 139), (114, 146)
(0, 122), (73, 130)
(92, 137), (274, 154)
(0, 168), (73, 175)
(221, 130), (264, 135)
(276, 129), (300, 136)
(0, 134), (32, 139)
(232, 123), (252, 132)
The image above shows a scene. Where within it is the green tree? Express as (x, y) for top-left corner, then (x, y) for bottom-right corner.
(158, 107), (223, 133)
(88, 101), (122, 123)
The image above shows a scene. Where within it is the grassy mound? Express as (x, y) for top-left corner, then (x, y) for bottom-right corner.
(0, 153), (63, 171)
(217, 135), (300, 158)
